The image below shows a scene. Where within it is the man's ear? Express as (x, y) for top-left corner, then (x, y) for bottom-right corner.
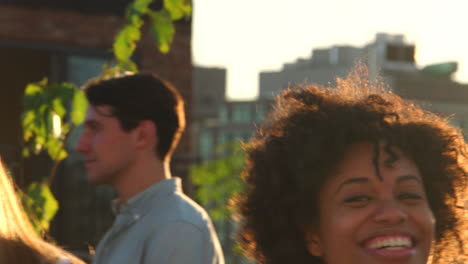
(134, 120), (157, 149)
(305, 231), (323, 257)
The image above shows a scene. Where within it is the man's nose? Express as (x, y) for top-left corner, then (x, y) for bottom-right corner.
(75, 133), (90, 154)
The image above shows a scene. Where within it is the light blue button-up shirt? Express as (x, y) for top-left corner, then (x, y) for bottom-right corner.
(92, 178), (224, 264)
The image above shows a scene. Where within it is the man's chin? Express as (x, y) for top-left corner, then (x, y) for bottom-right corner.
(87, 173), (110, 186)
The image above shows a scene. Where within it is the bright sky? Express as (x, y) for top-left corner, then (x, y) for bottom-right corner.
(192, 0), (468, 100)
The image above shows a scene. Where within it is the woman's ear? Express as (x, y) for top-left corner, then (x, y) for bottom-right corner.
(305, 231), (323, 257)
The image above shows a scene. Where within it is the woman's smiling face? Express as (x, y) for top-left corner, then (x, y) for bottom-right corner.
(306, 142), (435, 264)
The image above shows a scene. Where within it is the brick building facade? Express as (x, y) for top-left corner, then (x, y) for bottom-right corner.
(0, 1), (193, 257)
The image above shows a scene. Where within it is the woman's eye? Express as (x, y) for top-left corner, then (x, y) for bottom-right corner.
(398, 193), (423, 202)
(343, 196), (371, 207)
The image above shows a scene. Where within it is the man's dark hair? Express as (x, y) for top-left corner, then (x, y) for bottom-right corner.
(85, 73), (185, 161)
(237, 66), (468, 264)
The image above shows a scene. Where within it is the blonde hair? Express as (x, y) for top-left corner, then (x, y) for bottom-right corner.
(0, 161), (84, 264)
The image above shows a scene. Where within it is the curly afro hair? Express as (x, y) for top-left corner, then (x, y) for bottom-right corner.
(238, 66), (468, 264)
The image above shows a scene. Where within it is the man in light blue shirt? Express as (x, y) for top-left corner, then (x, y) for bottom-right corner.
(76, 73), (224, 264)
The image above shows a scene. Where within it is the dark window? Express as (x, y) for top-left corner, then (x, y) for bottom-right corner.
(386, 44), (415, 63)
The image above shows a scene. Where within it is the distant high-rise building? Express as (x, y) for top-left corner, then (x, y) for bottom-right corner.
(259, 32), (468, 140)
(193, 66), (273, 160)
(259, 33), (417, 99)
(194, 99), (272, 160)
(193, 66), (227, 120)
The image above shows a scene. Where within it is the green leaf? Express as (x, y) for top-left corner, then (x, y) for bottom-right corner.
(118, 60), (139, 73)
(22, 111), (35, 130)
(133, 0), (153, 10)
(22, 80), (83, 161)
(126, 0), (152, 18)
(54, 82), (76, 102)
(190, 142), (245, 219)
(22, 148), (30, 158)
(113, 24), (142, 62)
(128, 13), (144, 28)
(24, 82), (46, 110)
(22, 182), (58, 234)
(164, 0), (192, 20)
(44, 107), (53, 141)
(71, 89), (88, 126)
(24, 82), (43, 96)
(47, 138), (68, 161)
(52, 98), (66, 118)
(149, 10), (175, 54)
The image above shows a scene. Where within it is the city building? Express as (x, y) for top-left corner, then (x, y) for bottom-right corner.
(192, 66), (269, 263)
(0, 0), (192, 255)
(389, 68), (468, 135)
(193, 66), (227, 120)
(196, 99), (271, 160)
(259, 33), (417, 99)
(193, 66), (273, 160)
(259, 32), (468, 138)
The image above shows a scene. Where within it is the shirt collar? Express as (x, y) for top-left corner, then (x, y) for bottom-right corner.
(111, 177), (182, 216)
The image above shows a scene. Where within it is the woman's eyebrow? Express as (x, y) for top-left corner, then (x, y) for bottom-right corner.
(335, 177), (369, 194)
(396, 174), (422, 184)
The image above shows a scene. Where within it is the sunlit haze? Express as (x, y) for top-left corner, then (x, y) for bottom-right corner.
(193, 0), (468, 100)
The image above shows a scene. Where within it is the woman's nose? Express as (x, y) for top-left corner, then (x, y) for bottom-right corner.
(373, 199), (408, 225)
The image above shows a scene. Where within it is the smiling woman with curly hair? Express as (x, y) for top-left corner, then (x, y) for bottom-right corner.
(238, 66), (467, 264)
